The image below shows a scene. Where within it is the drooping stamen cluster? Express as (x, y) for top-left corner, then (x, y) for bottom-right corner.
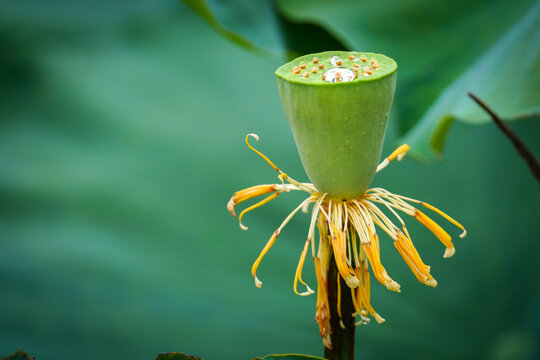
(228, 134), (467, 349)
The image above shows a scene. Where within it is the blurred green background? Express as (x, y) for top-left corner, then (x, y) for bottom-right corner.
(1, 1), (539, 359)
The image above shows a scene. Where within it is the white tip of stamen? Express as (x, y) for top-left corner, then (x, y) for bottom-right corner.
(227, 198), (236, 217)
(322, 338), (332, 349)
(299, 285), (315, 296)
(444, 247), (456, 258)
(374, 313), (386, 324)
(397, 152), (407, 161)
(386, 280), (401, 292)
(345, 276), (360, 288)
(460, 229), (467, 238)
(254, 276), (262, 288)
(247, 133), (259, 141)
(339, 320), (346, 329)
(239, 222), (248, 231)
(376, 159), (389, 173)
(425, 278), (438, 287)
(302, 201), (310, 214)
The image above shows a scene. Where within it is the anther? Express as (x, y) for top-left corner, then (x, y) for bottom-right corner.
(335, 72), (341, 82)
(348, 55), (355, 60)
(302, 71), (309, 78)
(353, 63), (359, 68)
(313, 57), (319, 63)
(300, 63), (306, 69)
(292, 66), (301, 74)
(318, 64), (324, 69)
(360, 55), (367, 62)
(311, 67), (318, 73)
(321, 73), (326, 81)
(336, 59), (342, 66)
(363, 67), (373, 75)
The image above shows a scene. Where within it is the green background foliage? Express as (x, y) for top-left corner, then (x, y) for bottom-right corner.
(0, 1), (539, 359)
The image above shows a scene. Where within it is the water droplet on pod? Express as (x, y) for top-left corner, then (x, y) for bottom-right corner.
(323, 67), (356, 83)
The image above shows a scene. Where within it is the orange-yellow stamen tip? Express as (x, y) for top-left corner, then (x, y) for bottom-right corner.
(420, 202), (467, 238)
(376, 144), (410, 172)
(390, 144), (410, 161)
(228, 184), (277, 217)
(415, 210), (455, 257)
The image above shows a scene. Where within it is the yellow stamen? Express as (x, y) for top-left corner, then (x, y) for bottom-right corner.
(293, 201), (322, 296)
(337, 273), (345, 329)
(415, 210), (455, 258)
(394, 233), (437, 287)
(293, 234), (315, 296)
(421, 202), (467, 238)
(314, 255), (332, 348)
(251, 197), (314, 288)
(362, 231), (401, 292)
(376, 144), (410, 172)
(328, 222), (358, 288)
(238, 192), (280, 230)
(354, 264), (385, 323)
(227, 184), (277, 216)
(245, 134), (282, 173)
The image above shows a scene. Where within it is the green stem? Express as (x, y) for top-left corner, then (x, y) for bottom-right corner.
(324, 256), (355, 360)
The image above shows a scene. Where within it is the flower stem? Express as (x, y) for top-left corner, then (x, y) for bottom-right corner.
(324, 256), (355, 360)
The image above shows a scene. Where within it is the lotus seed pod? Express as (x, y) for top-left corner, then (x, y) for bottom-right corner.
(275, 51), (397, 199)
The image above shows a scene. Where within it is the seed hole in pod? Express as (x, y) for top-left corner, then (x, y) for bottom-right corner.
(330, 56), (342, 66)
(323, 67), (356, 83)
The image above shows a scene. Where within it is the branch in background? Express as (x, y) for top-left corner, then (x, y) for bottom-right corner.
(468, 92), (540, 184)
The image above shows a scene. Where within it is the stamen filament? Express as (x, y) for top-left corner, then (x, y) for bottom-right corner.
(246, 134), (281, 173)
(238, 192), (281, 230)
(251, 196), (315, 288)
(293, 199), (323, 296)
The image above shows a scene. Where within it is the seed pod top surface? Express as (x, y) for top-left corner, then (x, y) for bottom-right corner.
(275, 51), (397, 85)
(276, 51), (397, 199)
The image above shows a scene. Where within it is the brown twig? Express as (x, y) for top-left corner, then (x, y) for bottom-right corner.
(324, 257), (355, 360)
(468, 92), (540, 184)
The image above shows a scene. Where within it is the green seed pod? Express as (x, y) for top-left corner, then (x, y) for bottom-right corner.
(275, 51), (397, 199)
